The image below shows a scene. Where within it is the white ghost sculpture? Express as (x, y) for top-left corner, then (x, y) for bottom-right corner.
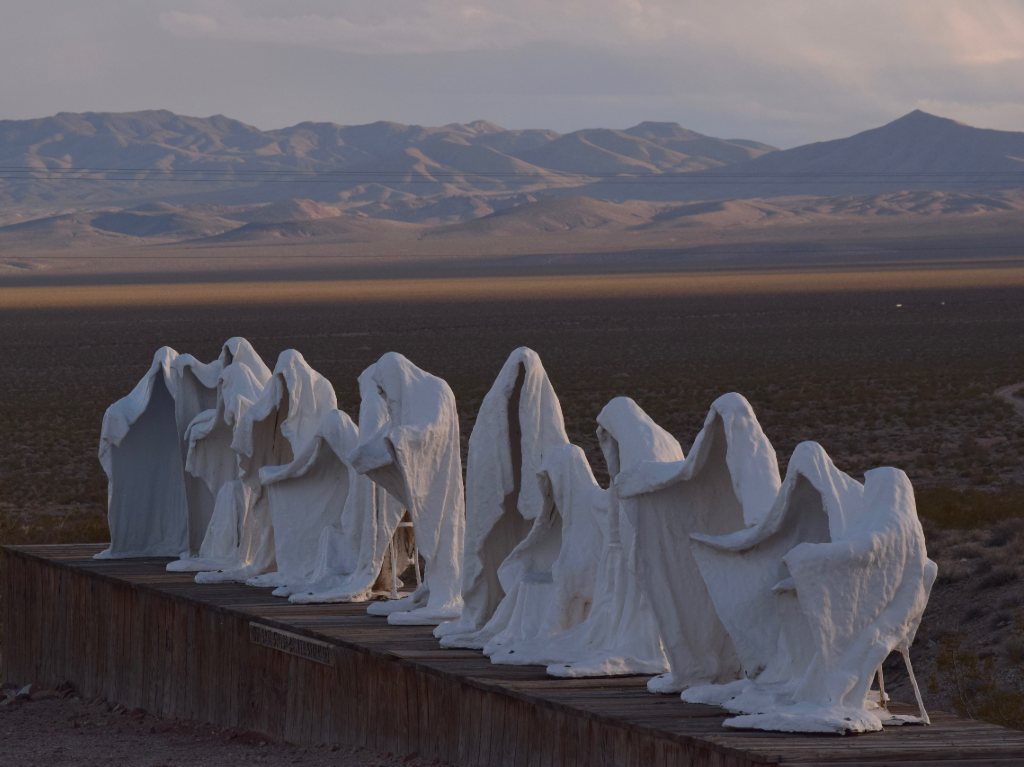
(615, 393), (781, 693)
(686, 441), (936, 734)
(475, 443), (606, 665)
(351, 352), (465, 626)
(171, 338), (272, 555)
(436, 347), (569, 648)
(247, 409), (412, 604)
(193, 349), (337, 584)
(97, 347), (187, 558)
(542, 397), (683, 678)
(165, 358), (271, 572)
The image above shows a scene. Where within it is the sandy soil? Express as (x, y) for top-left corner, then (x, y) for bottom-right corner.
(2, 215), (1022, 286)
(5, 264), (1024, 310)
(0, 684), (450, 767)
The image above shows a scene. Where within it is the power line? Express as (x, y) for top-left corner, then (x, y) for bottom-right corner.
(0, 165), (1022, 181)
(2, 166), (1024, 176)
(1, 174), (1023, 186)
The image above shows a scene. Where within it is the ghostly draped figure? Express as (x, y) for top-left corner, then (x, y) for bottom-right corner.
(171, 338), (272, 555)
(170, 354), (219, 550)
(193, 350), (337, 584)
(687, 442), (936, 734)
(474, 443), (606, 665)
(542, 397), (683, 677)
(436, 347), (569, 648)
(165, 359), (270, 572)
(244, 409), (413, 604)
(351, 353), (465, 626)
(97, 347), (188, 559)
(615, 393), (781, 693)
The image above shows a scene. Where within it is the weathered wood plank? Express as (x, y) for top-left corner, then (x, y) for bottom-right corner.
(5, 543), (1024, 767)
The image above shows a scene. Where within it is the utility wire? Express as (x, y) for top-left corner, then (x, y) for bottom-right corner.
(2, 175), (1023, 186)
(0, 166), (1022, 182)
(1, 165), (1023, 177)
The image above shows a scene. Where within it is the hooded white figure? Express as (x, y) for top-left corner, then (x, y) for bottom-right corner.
(351, 352), (465, 626)
(615, 393), (781, 693)
(436, 347), (569, 648)
(245, 409), (412, 603)
(96, 347), (187, 558)
(171, 338), (272, 555)
(686, 441), (937, 734)
(541, 397), (683, 677)
(473, 442), (606, 664)
(165, 358), (271, 572)
(193, 350), (337, 584)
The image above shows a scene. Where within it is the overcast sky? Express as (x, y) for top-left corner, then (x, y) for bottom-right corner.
(3, 1), (1022, 147)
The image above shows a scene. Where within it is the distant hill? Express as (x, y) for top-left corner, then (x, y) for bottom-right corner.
(734, 111), (1024, 177)
(514, 126), (771, 174)
(428, 196), (657, 236)
(197, 214), (421, 244)
(3, 188), (1023, 250)
(2, 109), (1023, 249)
(586, 110), (1024, 201)
(0, 204), (240, 247)
(0, 110), (775, 213)
(242, 198), (343, 223)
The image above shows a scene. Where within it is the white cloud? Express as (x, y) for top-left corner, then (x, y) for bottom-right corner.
(3, 0), (1022, 144)
(943, 4), (1024, 64)
(156, 1), (703, 54)
(156, 0), (1024, 66)
(160, 10), (220, 37)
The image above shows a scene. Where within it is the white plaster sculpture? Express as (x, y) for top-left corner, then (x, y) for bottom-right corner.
(96, 347), (187, 558)
(192, 350), (337, 584)
(542, 396), (683, 677)
(473, 442), (606, 664)
(351, 352), (465, 625)
(246, 408), (413, 603)
(685, 441), (937, 734)
(171, 338), (272, 555)
(165, 358), (270, 572)
(615, 393), (781, 693)
(436, 347), (569, 648)
(170, 353), (220, 553)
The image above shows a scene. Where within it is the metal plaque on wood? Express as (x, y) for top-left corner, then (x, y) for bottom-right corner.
(249, 622), (334, 666)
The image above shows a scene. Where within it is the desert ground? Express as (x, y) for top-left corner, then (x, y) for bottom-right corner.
(2, 261), (1024, 753)
(0, 685), (452, 767)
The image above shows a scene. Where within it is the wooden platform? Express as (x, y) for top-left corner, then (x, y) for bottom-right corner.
(4, 544), (1023, 767)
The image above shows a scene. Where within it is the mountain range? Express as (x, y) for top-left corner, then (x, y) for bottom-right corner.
(0, 109), (1022, 247)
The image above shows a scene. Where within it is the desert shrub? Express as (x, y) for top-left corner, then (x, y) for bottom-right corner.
(1000, 595), (1024, 611)
(1005, 638), (1024, 665)
(985, 519), (1024, 548)
(964, 605), (985, 622)
(931, 631), (1024, 729)
(954, 542), (985, 559)
(935, 562), (970, 586)
(0, 509), (107, 547)
(917, 486), (1024, 530)
(976, 568), (1020, 592)
(991, 611), (1015, 630)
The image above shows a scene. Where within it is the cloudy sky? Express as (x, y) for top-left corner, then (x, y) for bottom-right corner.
(3, 1), (1022, 146)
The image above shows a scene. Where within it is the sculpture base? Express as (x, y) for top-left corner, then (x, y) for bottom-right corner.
(4, 544), (1023, 766)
